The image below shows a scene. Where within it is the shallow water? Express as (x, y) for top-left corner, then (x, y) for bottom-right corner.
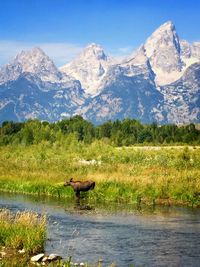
(0, 192), (200, 267)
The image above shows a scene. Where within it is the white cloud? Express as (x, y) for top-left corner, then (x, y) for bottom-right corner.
(118, 46), (133, 54)
(0, 40), (31, 65)
(0, 40), (136, 67)
(40, 43), (83, 66)
(107, 46), (136, 61)
(109, 46), (135, 56)
(0, 40), (83, 67)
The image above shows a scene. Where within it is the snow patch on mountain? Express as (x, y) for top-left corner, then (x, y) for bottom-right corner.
(161, 62), (200, 124)
(142, 21), (184, 85)
(60, 43), (117, 96)
(0, 47), (77, 86)
(140, 21), (200, 86)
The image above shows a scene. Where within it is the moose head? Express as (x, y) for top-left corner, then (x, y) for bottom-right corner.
(64, 178), (73, 187)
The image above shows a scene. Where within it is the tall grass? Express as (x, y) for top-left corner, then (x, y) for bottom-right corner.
(0, 209), (46, 254)
(0, 209), (121, 267)
(0, 142), (199, 206)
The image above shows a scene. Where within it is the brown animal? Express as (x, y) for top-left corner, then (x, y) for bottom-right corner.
(64, 178), (95, 198)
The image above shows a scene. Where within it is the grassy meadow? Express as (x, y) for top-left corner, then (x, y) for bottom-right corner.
(0, 140), (199, 207)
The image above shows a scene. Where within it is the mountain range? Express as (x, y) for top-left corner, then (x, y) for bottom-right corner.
(0, 21), (199, 124)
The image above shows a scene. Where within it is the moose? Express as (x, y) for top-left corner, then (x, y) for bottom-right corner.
(64, 178), (95, 199)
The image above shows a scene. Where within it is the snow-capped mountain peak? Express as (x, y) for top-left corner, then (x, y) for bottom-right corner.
(80, 43), (108, 61)
(144, 21), (179, 56)
(142, 21), (185, 85)
(0, 47), (64, 85)
(0, 21), (200, 125)
(60, 43), (116, 96)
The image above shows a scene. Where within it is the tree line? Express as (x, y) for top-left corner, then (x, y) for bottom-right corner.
(0, 115), (200, 146)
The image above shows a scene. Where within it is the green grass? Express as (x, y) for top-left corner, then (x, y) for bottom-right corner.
(0, 209), (128, 267)
(0, 142), (200, 206)
(0, 209), (46, 254)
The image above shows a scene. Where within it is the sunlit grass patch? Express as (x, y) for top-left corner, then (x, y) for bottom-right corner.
(0, 209), (46, 254)
(0, 144), (200, 206)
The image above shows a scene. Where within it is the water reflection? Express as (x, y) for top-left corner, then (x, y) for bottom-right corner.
(73, 198), (94, 212)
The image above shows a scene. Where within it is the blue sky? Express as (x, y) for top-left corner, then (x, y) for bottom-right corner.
(0, 0), (199, 66)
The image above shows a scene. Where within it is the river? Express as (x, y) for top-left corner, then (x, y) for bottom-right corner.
(0, 192), (200, 267)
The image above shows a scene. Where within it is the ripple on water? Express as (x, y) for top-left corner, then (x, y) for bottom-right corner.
(0, 192), (200, 267)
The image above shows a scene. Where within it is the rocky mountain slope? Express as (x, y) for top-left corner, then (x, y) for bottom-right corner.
(60, 43), (117, 96)
(0, 72), (87, 123)
(161, 62), (200, 124)
(0, 21), (199, 124)
(0, 48), (87, 122)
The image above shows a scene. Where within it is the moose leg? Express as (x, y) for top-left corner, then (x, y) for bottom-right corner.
(76, 191), (80, 199)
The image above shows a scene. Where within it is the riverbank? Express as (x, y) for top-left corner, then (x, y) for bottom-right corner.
(0, 209), (103, 267)
(0, 209), (46, 266)
(0, 143), (199, 207)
